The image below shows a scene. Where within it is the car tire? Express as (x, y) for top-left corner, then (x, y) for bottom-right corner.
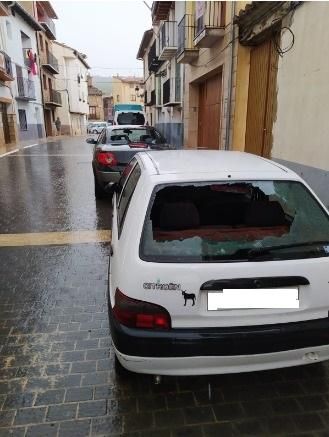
(94, 176), (105, 199)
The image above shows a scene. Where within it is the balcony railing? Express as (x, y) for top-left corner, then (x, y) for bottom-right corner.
(16, 77), (36, 100)
(39, 14), (56, 39)
(45, 89), (62, 106)
(148, 41), (162, 73)
(162, 77), (181, 106)
(196, 2), (224, 35)
(159, 21), (177, 60)
(41, 51), (59, 74)
(0, 50), (13, 81)
(194, 1), (225, 48)
(177, 14), (199, 63)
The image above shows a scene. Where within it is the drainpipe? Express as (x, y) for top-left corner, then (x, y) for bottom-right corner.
(224, 2), (235, 150)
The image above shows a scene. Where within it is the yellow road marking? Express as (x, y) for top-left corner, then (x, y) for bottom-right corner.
(0, 230), (112, 247)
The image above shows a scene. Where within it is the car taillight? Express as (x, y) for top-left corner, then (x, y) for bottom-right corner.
(96, 151), (117, 167)
(129, 142), (148, 149)
(113, 288), (171, 330)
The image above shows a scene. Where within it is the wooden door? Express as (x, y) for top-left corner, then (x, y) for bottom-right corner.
(198, 73), (222, 149)
(245, 39), (278, 157)
(44, 109), (52, 137)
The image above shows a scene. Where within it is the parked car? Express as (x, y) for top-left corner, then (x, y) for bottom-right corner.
(87, 122), (108, 134)
(87, 125), (173, 199)
(108, 150), (329, 376)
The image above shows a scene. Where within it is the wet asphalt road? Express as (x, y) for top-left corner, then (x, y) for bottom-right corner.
(1, 137), (329, 436)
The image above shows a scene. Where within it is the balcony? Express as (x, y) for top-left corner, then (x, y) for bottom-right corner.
(44, 89), (62, 107)
(176, 15), (199, 64)
(148, 41), (162, 73)
(39, 14), (56, 39)
(41, 51), (59, 75)
(162, 77), (181, 107)
(16, 77), (36, 101)
(0, 50), (13, 81)
(145, 89), (156, 107)
(158, 21), (177, 60)
(194, 1), (225, 48)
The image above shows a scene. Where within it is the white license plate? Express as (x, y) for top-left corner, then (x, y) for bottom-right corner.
(208, 288), (299, 310)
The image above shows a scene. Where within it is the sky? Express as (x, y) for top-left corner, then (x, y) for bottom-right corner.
(52, 0), (152, 78)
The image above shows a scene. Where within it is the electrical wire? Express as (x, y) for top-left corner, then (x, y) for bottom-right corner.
(273, 26), (295, 57)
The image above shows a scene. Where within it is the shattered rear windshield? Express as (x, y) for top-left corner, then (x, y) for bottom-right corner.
(139, 181), (329, 263)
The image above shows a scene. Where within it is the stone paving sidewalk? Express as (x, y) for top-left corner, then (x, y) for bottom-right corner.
(1, 244), (329, 437)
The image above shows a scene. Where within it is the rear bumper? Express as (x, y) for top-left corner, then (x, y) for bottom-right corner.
(115, 344), (329, 375)
(109, 312), (329, 358)
(109, 313), (329, 375)
(95, 169), (121, 187)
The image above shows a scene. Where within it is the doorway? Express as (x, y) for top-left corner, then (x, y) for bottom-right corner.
(245, 39), (279, 157)
(35, 107), (43, 138)
(44, 109), (52, 136)
(198, 72), (222, 150)
(0, 103), (11, 144)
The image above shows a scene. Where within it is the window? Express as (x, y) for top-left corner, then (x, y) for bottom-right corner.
(117, 161), (141, 236)
(39, 34), (44, 51)
(117, 112), (145, 125)
(130, 83), (134, 88)
(131, 95), (136, 101)
(107, 127), (165, 144)
(140, 181), (329, 263)
(6, 21), (12, 39)
(116, 95), (120, 102)
(18, 109), (27, 131)
(43, 74), (47, 90)
(89, 106), (96, 117)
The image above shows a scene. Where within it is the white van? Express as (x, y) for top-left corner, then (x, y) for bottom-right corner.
(113, 110), (145, 126)
(108, 150), (329, 376)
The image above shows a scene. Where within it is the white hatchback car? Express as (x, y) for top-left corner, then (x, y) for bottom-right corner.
(108, 150), (329, 376)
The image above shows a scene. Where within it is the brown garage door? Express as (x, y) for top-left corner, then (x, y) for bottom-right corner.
(245, 39), (278, 157)
(198, 73), (222, 150)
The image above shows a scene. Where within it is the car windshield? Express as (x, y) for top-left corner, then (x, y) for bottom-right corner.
(117, 112), (145, 125)
(140, 180), (329, 263)
(106, 128), (165, 145)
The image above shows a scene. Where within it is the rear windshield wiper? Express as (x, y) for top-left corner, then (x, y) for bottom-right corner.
(248, 240), (329, 258)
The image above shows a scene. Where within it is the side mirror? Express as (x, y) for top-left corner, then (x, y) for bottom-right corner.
(86, 138), (97, 144)
(145, 138), (156, 145)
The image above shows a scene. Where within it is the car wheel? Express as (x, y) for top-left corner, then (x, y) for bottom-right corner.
(94, 176), (105, 199)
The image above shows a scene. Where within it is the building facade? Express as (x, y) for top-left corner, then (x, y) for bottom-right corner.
(34, 1), (61, 137)
(137, 1), (235, 149)
(233, 1), (329, 208)
(87, 76), (103, 121)
(52, 42), (89, 135)
(0, 2), (45, 152)
(112, 75), (144, 105)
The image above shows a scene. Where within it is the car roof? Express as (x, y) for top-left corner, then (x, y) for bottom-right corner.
(138, 150), (299, 178)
